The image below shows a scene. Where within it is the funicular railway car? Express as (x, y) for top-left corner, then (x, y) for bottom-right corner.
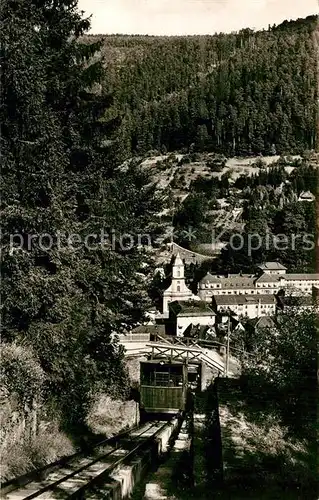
(140, 360), (188, 416)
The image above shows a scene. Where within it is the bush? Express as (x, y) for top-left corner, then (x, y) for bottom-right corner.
(301, 150), (313, 160)
(85, 395), (138, 436)
(190, 152), (201, 162)
(179, 155), (191, 165)
(1, 343), (45, 406)
(168, 153), (177, 162)
(253, 158), (267, 169)
(206, 156), (226, 171)
(1, 424), (75, 481)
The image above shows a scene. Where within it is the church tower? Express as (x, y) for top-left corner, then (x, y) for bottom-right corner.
(163, 253), (198, 315)
(170, 253), (185, 292)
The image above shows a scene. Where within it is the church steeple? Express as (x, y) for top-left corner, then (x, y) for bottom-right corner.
(163, 252), (199, 315)
(172, 253), (184, 279)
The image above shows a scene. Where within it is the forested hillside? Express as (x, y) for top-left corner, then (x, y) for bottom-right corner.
(84, 15), (318, 158)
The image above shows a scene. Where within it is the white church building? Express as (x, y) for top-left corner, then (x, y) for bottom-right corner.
(163, 253), (200, 315)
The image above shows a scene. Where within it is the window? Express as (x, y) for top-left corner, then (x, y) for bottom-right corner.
(177, 286), (180, 292)
(155, 372), (170, 386)
(177, 270), (180, 277)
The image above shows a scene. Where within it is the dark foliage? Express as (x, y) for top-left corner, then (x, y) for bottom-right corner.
(1, 0), (163, 425)
(86, 15), (317, 158)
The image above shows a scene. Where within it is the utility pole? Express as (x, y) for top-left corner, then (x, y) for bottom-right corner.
(225, 311), (231, 377)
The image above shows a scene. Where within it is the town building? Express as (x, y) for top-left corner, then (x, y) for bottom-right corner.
(213, 294), (277, 319)
(257, 262), (287, 275)
(199, 274), (258, 299)
(168, 300), (215, 336)
(276, 295), (317, 314)
(198, 263), (319, 301)
(163, 257), (318, 326)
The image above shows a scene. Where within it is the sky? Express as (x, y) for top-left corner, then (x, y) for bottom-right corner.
(78, 0), (318, 36)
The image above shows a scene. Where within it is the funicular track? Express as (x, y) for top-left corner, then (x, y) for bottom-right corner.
(1, 420), (179, 499)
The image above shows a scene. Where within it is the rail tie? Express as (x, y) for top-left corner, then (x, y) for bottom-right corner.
(2, 419), (181, 500)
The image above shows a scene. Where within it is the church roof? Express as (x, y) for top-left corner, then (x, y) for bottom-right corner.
(173, 252), (183, 266)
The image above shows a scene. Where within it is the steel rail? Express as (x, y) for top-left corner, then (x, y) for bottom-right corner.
(1, 423), (143, 496)
(2, 422), (157, 500)
(68, 419), (175, 499)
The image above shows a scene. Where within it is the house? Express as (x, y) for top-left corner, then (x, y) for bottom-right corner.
(276, 295), (316, 314)
(182, 324), (216, 341)
(130, 324), (167, 338)
(213, 294), (276, 319)
(249, 316), (276, 332)
(254, 272), (285, 293)
(298, 191), (315, 202)
(163, 256), (318, 322)
(257, 262), (287, 275)
(168, 300), (216, 337)
(215, 309), (243, 336)
(144, 306), (160, 323)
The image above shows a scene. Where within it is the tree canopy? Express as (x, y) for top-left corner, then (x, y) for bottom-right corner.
(234, 310), (318, 439)
(1, 0), (163, 425)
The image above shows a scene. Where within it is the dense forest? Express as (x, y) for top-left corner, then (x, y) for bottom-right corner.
(84, 15), (318, 158)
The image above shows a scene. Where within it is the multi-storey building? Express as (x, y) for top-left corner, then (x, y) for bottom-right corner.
(198, 262), (319, 301)
(213, 294), (277, 319)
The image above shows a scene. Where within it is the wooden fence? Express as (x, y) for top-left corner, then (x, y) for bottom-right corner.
(118, 333), (151, 343)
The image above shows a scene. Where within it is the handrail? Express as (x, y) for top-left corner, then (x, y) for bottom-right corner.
(118, 333), (151, 342)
